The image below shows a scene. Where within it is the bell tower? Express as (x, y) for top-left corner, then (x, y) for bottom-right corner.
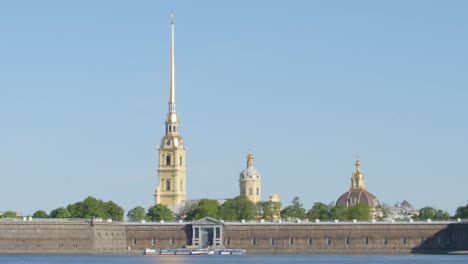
(154, 12), (187, 210)
(239, 153), (262, 204)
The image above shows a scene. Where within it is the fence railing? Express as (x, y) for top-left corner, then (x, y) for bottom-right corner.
(1, 217), (467, 225)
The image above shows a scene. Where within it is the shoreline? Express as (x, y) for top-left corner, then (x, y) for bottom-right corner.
(0, 250), (467, 256)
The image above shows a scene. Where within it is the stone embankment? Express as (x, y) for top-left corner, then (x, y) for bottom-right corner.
(0, 218), (467, 255)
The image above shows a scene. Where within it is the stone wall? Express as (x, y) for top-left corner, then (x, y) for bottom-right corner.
(125, 222), (189, 250)
(123, 221), (468, 254)
(0, 220), (466, 254)
(0, 221), (126, 254)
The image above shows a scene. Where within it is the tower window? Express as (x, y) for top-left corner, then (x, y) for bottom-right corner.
(180, 156), (183, 165)
(172, 126), (175, 132)
(256, 188), (259, 195)
(241, 187), (245, 195)
(180, 181), (183, 191)
(169, 126), (172, 132)
(166, 156), (171, 165)
(166, 180), (171, 191)
(249, 187), (253, 196)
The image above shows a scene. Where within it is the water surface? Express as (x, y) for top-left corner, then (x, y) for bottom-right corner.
(0, 254), (467, 264)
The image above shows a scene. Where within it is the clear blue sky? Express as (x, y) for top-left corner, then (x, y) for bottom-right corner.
(1, 1), (467, 216)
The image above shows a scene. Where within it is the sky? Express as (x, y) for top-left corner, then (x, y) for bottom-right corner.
(1, 1), (467, 216)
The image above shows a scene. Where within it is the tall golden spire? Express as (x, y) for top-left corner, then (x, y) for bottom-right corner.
(169, 11), (176, 112)
(165, 12), (179, 131)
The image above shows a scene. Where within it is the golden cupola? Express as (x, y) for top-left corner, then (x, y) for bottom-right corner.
(350, 159), (366, 190)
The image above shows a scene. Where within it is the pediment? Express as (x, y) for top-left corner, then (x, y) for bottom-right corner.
(191, 217), (223, 226)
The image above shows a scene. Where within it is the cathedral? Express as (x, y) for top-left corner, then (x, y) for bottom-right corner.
(153, 13), (380, 217)
(154, 13), (187, 212)
(336, 159), (380, 209)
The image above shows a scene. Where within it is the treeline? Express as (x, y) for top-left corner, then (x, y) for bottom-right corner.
(29, 197), (125, 220)
(3, 196), (468, 221)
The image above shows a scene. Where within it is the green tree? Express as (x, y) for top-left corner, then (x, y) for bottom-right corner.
(307, 202), (332, 220)
(259, 201), (282, 220)
(147, 204), (175, 221)
(49, 207), (71, 218)
(1, 211), (18, 218)
(330, 205), (347, 220)
(32, 210), (48, 218)
(66, 196), (124, 220)
(455, 204), (468, 219)
(346, 203), (371, 220)
(417, 206), (450, 220)
(127, 206), (149, 222)
(281, 197), (306, 220)
(219, 195), (258, 220)
(103, 201), (124, 221)
(186, 199), (219, 220)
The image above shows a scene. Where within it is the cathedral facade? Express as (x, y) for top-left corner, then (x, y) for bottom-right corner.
(154, 13), (187, 211)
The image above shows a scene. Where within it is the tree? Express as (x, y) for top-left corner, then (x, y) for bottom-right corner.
(346, 203), (371, 220)
(281, 197), (306, 220)
(186, 199), (219, 220)
(330, 205), (347, 220)
(219, 195), (258, 220)
(103, 201), (124, 221)
(1, 211), (18, 218)
(307, 202), (332, 220)
(259, 201), (282, 220)
(32, 210), (48, 218)
(147, 204), (175, 221)
(417, 206), (450, 220)
(66, 196), (124, 220)
(455, 204), (468, 219)
(49, 207), (71, 218)
(127, 206), (149, 222)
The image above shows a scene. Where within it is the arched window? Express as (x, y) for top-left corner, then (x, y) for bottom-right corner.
(179, 156), (183, 165)
(256, 187), (259, 195)
(249, 187), (253, 196)
(241, 187), (246, 195)
(166, 180), (171, 191)
(166, 156), (171, 165)
(172, 126), (175, 132)
(169, 126), (172, 132)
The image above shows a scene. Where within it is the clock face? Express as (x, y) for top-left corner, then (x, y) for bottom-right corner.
(166, 140), (170, 146)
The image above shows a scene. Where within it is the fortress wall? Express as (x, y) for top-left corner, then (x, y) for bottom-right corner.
(0, 221), (466, 254)
(222, 223), (451, 252)
(446, 223), (468, 251)
(125, 223), (188, 250)
(0, 221), (126, 254)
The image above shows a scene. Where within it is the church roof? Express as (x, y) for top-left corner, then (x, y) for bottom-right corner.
(400, 200), (413, 209)
(336, 189), (380, 209)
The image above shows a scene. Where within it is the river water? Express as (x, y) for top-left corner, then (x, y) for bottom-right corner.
(0, 255), (467, 264)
